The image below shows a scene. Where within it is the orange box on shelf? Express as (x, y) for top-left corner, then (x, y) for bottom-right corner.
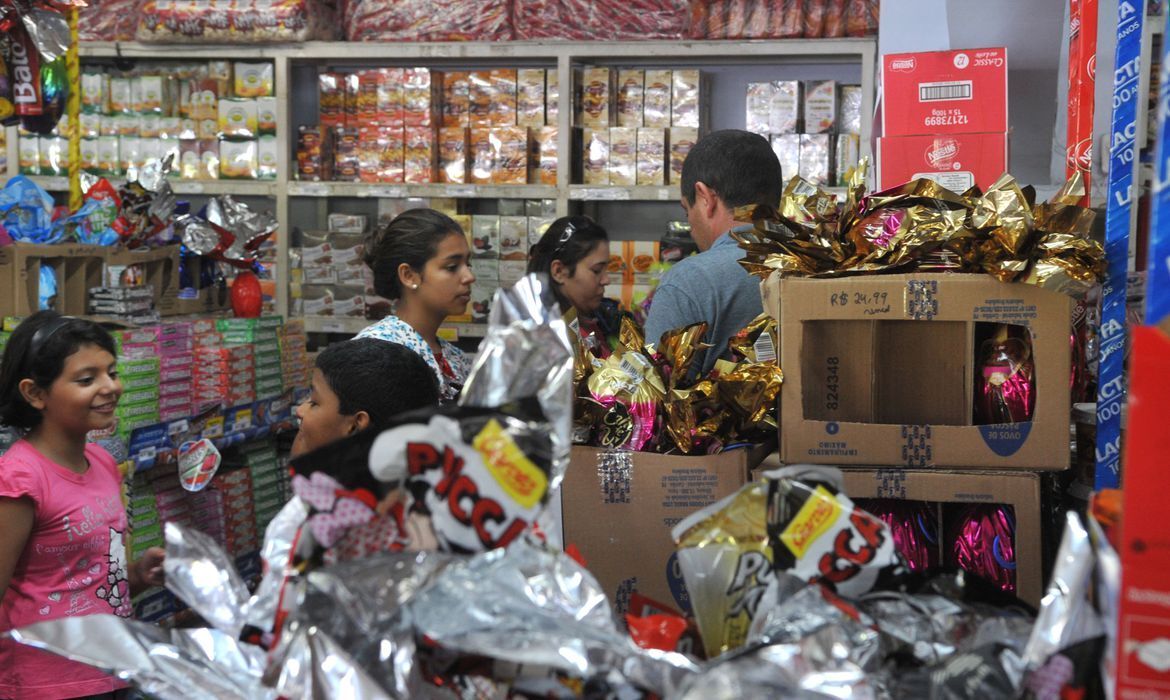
(490, 68), (518, 126)
(491, 126), (528, 185)
(439, 126), (469, 184)
(442, 71), (471, 128)
(876, 132), (1008, 192)
(531, 126), (558, 185)
(404, 126), (436, 183)
(469, 128), (494, 184)
(403, 67), (437, 128)
(469, 71), (494, 128)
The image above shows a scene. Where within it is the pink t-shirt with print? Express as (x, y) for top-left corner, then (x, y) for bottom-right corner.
(0, 440), (131, 700)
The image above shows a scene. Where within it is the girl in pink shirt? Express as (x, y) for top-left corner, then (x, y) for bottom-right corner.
(0, 312), (166, 700)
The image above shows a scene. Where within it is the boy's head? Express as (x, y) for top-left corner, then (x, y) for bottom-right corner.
(292, 338), (440, 457)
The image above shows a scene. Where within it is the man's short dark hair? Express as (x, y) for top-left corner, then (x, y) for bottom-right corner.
(315, 339), (439, 429)
(680, 129), (783, 209)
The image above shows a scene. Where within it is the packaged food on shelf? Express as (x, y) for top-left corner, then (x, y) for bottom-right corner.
(514, 0), (688, 40)
(636, 128), (667, 186)
(668, 127), (698, 184)
(319, 72), (346, 128)
(469, 128), (494, 184)
(798, 133), (831, 185)
(471, 216), (500, 259)
(136, 0), (338, 43)
(532, 126), (558, 185)
(442, 72), (472, 128)
(404, 127), (436, 183)
(835, 133), (860, 186)
(617, 69), (646, 128)
(582, 128), (611, 185)
(233, 62), (275, 98)
(219, 139), (258, 180)
(79, 0), (139, 41)
(332, 127), (361, 182)
(840, 84), (863, 135)
(803, 80), (837, 134)
(643, 69), (673, 128)
(403, 68), (437, 128)
(499, 216), (529, 261)
(490, 69), (518, 126)
(439, 127), (469, 183)
(218, 99), (257, 138)
(688, 0), (877, 38)
(579, 67), (615, 129)
(19, 137), (40, 175)
(258, 136), (278, 180)
(546, 69), (560, 125)
(670, 70), (701, 128)
(608, 127), (638, 187)
(257, 97), (277, 136)
(492, 127), (529, 184)
(342, 0), (513, 41)
(516, 69), (547, 128)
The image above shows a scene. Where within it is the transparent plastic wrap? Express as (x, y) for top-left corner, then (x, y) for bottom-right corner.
(79, 0), (142, 41)
(344, 0), (513, 41)
(135, 0), (339, 43)
(688, 0), (878, 38)
(515, 0), (689, 41)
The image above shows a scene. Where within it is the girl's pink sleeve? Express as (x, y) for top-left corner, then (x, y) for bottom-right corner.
(0, 454), (44, 507)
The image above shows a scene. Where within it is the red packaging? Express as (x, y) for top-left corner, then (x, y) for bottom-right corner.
(881, 48), (1009, 137)
(404, 126), (436, 183)
(469, 71), (494, 128)
(319, 72), (346, 128)
(343, 0), (513, 41)
(442, 71), (472, 128)
(377, 68), (405, 127)
(439, 127), (469, 183)
(1065, 0), (1097, 205)
(516, 0), (687, 40)
(876, 132), (1008, 193)
(1117, 327), (1170, 697)
(403, 68), (435, 128)
(10, 29), (42, 117)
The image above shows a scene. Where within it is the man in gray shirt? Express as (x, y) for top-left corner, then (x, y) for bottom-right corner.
(644, 129), (783, 376)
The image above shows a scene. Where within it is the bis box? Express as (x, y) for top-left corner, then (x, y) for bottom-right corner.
(881, 47), (1008, 137)
(561, 443), (772, 615)
(877, 132), (1008, 193)
(771, 274), (1071, 470)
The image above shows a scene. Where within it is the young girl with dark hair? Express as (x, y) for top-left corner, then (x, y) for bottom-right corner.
(528, 215), (626, 355)
(0, 311), (166, 699)
(360, 208), (477, 402)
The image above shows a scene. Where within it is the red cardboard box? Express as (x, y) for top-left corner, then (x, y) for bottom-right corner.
(881, 47), (1008, 136)
(876, 132), (1008, 192)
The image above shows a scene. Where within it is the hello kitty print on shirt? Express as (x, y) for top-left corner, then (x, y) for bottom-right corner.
(94, 528), (131, 616)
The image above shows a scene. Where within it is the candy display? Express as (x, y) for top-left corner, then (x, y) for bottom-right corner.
(688, 0), (879, 38)
(733, 168), (1106, 298)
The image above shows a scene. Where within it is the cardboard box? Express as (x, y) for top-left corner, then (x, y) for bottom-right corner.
(881, 47), (1009, 137)
(441, 71), (471, 128)
(774, 274), (1072, 470)
(516, 68), (546, 128)
(491, 126), (528, 185)
(803, 80), (837, 133)
(438, 127), (468, 184)
(531, 126), (558, 186)
(838, 467), (1043, 607)
(877, 132), (1008, 192)
(562, 443), (772, 615)
(0, 243), (105, 318)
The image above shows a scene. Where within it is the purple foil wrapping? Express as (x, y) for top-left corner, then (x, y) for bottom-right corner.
(855, 498), (940, 572)
(949, 504), (1017, 595)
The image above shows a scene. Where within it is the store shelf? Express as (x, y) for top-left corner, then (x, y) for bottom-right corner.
(79, 38), (873, 63)
(570, 184), (849, 202)
(23, 175), (277, 197)
(287, 181), (558, 199)
(302, 316), (488, 338)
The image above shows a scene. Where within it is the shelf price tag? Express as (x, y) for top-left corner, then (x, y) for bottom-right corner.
(657, 188), (672, 200)
(172, 181), (206, 194)
(582, 188), (630, 201)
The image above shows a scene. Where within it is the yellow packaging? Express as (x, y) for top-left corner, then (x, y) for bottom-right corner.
(258, 135), (278, 179)
(579, 67), (613, 129)
(582, 128), (610, 185)
(643, 70), (672, 128)
(609, 127), (637, 187)
(219, 139), (258, 179)
(79, 113), (101, 138)
(404, 126), (435, 184)
(136, 76), (164, 114)
(616, 69), (645, 128)
(636, 128), (666, 186)
(516, 68), (546, 128)
(546, 70), (559, 125)
(199, 139), (220, 179)
(179, 139), (201, 179)
(469, 71), (494, 128)
(80, 137), (100, 173)
(234, 62), (274, 97)
(18, 136), (39, 175)
(218, 99), (258, 138)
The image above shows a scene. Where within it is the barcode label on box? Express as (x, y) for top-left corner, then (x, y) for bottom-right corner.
(918, 80), (972, 102)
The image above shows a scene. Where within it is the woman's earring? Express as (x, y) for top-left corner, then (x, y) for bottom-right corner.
(411, 283), (419, 290)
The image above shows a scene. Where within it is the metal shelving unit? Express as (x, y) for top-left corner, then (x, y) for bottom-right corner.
(4, 38), (877, 336)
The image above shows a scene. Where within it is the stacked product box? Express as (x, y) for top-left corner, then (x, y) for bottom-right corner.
(238, 440), (286, 532)
(113, 327), (162, 438)
(216, 317), (285, 400)
(193, 323), (255, 412)
(745, 80), (863, 187)
(215, 467), (259, 556)
(877, 48), (1009, 192)
(280, 319), (310, 392)
(299, 228), (368, 320)
(157, 322), (194, 422)
(127, 471), (164, 561)
(577, 67), (703, 185)
(90, 286), (158, 325)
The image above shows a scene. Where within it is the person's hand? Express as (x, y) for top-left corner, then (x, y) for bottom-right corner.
(130, 547), (166, 592)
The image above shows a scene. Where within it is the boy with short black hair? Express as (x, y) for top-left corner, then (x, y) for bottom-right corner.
(291, 338), (440, 458)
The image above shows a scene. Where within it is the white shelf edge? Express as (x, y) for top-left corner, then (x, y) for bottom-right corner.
(286, 181), (558, 199)
(16, 174), (276, 196)
(79, 38), (875, 63)
(301, 316), (487, 338)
